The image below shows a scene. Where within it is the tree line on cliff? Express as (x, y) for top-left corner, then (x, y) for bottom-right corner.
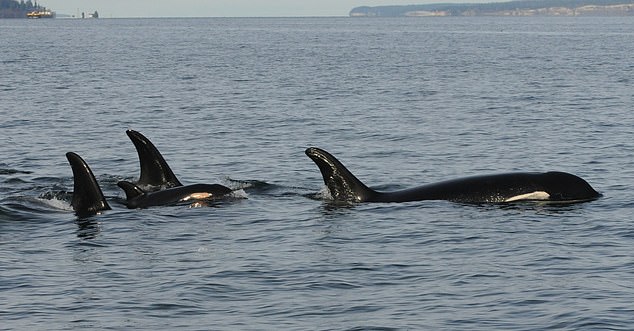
(1, 0), (47, 18)
(350, 0), (634, 16)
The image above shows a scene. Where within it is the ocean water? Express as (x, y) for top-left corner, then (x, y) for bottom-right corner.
(1, 16), (634, 330)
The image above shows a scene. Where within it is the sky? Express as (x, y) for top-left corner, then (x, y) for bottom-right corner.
(40, 0), (471, 18)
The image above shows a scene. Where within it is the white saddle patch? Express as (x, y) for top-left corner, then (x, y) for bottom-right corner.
(504, 191), (550, 202)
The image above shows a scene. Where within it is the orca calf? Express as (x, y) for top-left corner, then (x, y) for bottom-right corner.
(66, 152), (111, 217)
(305, 147), (600, 204)
(119, 130), (234, 209)
(117, 181), (233, 209)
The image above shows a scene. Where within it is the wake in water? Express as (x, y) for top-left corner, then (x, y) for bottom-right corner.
(1, 193), (73, 219)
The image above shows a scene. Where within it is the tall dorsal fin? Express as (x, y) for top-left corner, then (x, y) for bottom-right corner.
(66, 152), (111, 217)
(126, 130), (182, 188)
(117, 180), (146, 201)
(305, 147), (377, 202)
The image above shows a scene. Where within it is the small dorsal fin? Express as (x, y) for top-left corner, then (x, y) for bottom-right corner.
(125, 130), (182, 189)
(66, 152), (111, 217)
(117, 181), (146, 201)
(305, 147), (377, 202)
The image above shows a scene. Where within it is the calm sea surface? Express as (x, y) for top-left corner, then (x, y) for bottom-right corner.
(1, 16), (634, 330)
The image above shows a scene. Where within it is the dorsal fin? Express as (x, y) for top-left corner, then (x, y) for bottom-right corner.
(66, 152), (111, 217)
(117, 180), (146, 201)
(125, 130), (182, 188)
(305, 147), (377, 202)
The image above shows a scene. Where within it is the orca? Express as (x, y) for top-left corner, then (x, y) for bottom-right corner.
(119, 130), (235, 209)
(305, 147), (600, 204)
(125, 129), (182, 190)
(66, 152), (111, 217)
(117, 181), (233, 209)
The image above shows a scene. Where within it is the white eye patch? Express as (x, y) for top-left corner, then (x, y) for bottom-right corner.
(504, 191), (550, 202)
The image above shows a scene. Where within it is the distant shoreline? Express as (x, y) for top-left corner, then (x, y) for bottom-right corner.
(350, 0), (634, 17)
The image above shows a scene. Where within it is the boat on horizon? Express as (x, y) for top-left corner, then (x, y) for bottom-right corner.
(27, 10), (55, 19)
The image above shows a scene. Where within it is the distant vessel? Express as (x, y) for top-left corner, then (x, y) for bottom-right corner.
(27, 10), (55, 18)
(80, 10), (99, 19)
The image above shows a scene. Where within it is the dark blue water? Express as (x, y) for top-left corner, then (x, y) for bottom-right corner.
(2, 17), (634, 330)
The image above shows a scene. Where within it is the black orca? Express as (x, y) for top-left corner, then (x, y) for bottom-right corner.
(305, 147), (600, 204)
(117, 181), (233, 209)
(119, 130), (235, 209)
(125, 129), (182, 190)
(66, 152), (111, 217)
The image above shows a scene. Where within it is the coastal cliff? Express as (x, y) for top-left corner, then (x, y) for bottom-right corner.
(350, 0), (634, 17)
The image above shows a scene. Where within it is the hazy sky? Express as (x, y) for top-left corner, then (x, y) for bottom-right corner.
(41, 0), (464, 18)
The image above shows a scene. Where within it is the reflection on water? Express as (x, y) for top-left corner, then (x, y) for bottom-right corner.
(75, 219), (102, 240)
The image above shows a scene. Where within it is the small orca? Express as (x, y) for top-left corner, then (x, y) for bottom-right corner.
(125, 129), (182, 190)
(66, 152), (111, 217)
(119, 130), (235, 209)
(117, 181), (233, 209)
(305, 147), (600, 204)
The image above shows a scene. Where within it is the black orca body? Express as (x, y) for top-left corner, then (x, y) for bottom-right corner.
(66, 152), (111, 217)
(119, 130), (234, 209)
(117, 181), (233, 209)
(305, 147), (600, 204)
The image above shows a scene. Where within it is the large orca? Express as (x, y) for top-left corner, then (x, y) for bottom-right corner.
(119, 130), (235, 209)
(66, 152), (111, 217)
(125, 129), (182, 190)
(305, 147), (600, 204)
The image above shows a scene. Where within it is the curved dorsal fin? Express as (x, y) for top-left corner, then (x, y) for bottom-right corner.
(117, 180), (146, 201)
(66, 152), (111, 217)
(126, 130), (182, 189)
(305, 147), (377, 202)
